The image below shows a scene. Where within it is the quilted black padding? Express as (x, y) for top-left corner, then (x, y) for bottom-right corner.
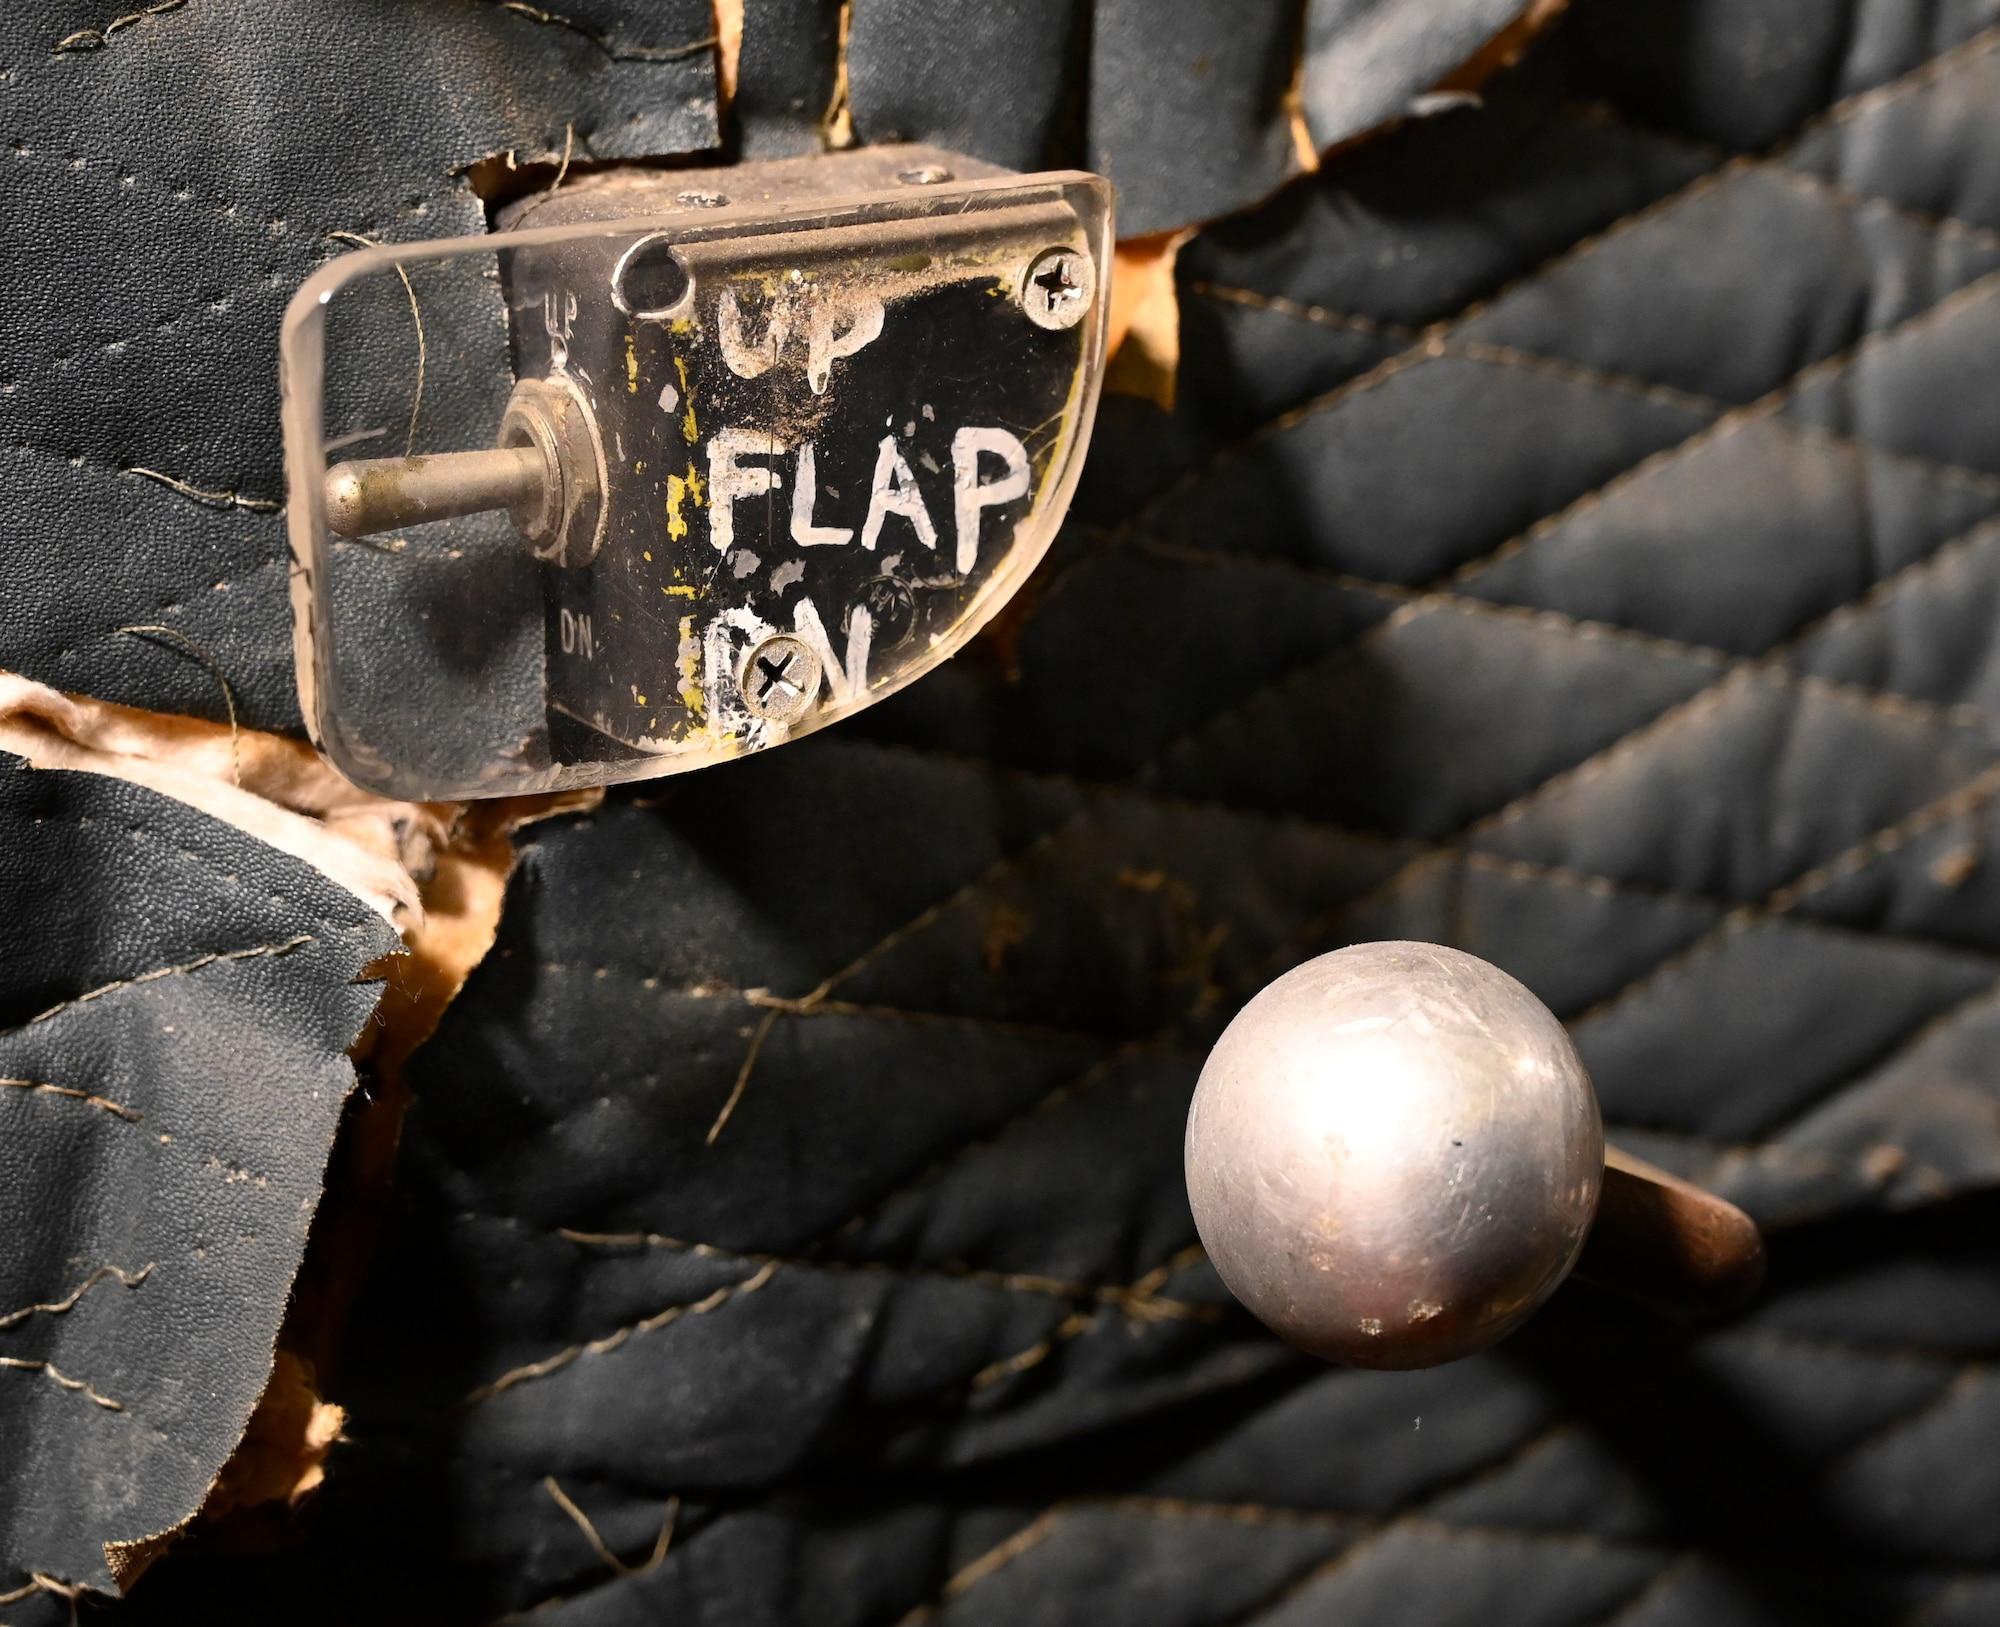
(11, 1), (2000, 1623)
(0, 758), (395, 1597)
(71, 3), (2000, 1624)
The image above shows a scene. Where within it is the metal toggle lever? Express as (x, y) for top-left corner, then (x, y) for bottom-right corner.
(321, 375), (607, 566)
(1185, 941), (1764, 1369)
(324, 445), (544, 535)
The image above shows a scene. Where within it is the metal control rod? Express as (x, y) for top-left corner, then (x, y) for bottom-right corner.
(1575, 1145), (1764, 1315)
(323, 446), (546, 539)
(1186, 942), (1768, 1371)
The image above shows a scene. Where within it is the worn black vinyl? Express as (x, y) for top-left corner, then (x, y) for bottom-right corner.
(845, 0), (1089, 175)
(736, 0), (846, 159)
(0, 759), (394, 1599)
(11, 0), (2000, 1623)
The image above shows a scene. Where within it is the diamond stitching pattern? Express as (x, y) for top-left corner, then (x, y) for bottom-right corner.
(103, 8), (2000, 1625)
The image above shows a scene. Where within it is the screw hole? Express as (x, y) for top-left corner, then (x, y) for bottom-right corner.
(611, 233), (693, 321)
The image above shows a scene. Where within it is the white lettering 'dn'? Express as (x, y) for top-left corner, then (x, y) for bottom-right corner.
(790, 442), (853, 547)
(859, 435), (938, 553)
(707, 428), (786, 554)
(950, 427), (1031, 573)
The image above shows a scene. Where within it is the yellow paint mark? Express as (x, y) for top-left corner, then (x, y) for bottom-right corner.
(663, 583), (696, 597)
(678, 614), (704, 716)
(643, 550), (653, 561)
(675, 356), (697, 443)
(686, 465), (705, 505)
(625, 333), (639, 393)
(666, 474), (690, 539)
(671, 318), (693, 336)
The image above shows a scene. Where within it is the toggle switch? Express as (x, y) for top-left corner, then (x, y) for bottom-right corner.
(1185, 941), (1763, 1369)
(281, 146), (1112, 799)
(322, 374), (608, 565)
(322, 444), (545, 538)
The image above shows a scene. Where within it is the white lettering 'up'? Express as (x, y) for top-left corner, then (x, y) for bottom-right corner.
(950, 428), (1031, 572)
(806, 295), (885, 394)
(717, 288), (794, 379)
(707, 428), (786, 554)
(790, 442), (853, 547)
(860, 435), (939, 553)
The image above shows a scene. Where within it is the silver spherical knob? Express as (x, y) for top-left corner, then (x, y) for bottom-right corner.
(1186, 941), (1603, 1369)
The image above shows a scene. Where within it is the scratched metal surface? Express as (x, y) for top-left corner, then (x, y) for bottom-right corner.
(11, 0), (2000, 1622)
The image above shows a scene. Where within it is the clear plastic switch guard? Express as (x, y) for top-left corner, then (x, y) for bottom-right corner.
(279, 148), (1112, 799)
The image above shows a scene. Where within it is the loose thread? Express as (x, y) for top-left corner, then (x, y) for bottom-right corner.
(543, 1478), (678, 1576)
(544, 122), (576, 198)
(328, 232), (427, 456)
(127, 466), (281, 513)
(113, 623), (240, 786)
(488, 0), (715, 62)
(707, 1002), (783, 1144)
(0, 1263), (152, 1330)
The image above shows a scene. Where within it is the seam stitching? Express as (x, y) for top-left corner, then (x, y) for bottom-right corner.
(0, 1077), (143, 1123)
(0, 1263), (152, 1329)
(459, 1259), (778, 1407)
(0, 1355), (124, 1412)
(7, 934), (314, 1036)
(553, 1227), (1217, 1321)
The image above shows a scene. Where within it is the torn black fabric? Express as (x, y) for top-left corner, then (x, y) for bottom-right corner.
(0, 759), (395, 1596)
